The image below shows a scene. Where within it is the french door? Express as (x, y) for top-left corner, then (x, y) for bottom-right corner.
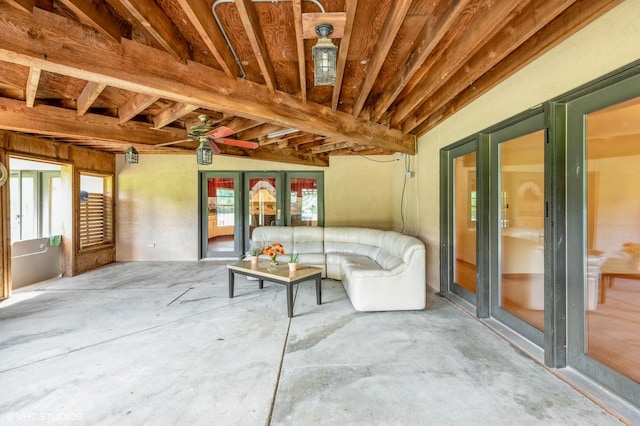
(566, 74), (640, 407)
(489, 114), (546, 347)
(201, 171), (324, 259)
(201, 172), (244, 259)
(441, 139), (480, 308)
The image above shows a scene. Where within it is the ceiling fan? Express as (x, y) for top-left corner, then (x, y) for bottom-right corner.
(187, 114), (259, 154)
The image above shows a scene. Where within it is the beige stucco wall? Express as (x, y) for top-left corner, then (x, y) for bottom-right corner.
(406, 0), (640, 290)
(116, 154), (399, 261)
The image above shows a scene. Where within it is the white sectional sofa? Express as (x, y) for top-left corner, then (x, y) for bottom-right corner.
(250, 226), (426, 312)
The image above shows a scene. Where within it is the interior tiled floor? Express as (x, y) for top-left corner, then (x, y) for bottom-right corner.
(0, 261), (634, 425)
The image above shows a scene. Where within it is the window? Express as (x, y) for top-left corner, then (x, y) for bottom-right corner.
(216, 188), (235, 227)
(9, 159), (62, 242)
(79, 173), (113, 249)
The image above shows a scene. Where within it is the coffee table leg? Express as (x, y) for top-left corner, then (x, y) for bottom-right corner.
(228, 270), (234, 298)
(286, 283), (293, 318)
(315, 275), (322, 305)
(259, 279), (264, 289)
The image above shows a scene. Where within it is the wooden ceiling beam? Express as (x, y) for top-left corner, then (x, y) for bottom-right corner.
(4, 0), (51, 13)
(0, 97), (187, 145)
(25, 67), (41, 107)
(351, 0), (412, 117)
(237, 123), (283, 141)
(259, 130), (304, 146)
(216, 143), (329, 167)
(77, 81), (107, 116)
(412, 0), (623, 136)
(58, 0), (129, 42)
(118, 93), (159, 123)
(234, 0), (277, 91)
(291, 0), (306, 102)
(301, 13), (346, 38)
(404, 0), (579, 133)
(390, 0), (521, 127)
(153, 102), (198, 129)
(220, 117), (262, 134)
(369, 0), (470, 122)
(331, 0), (357, 111)
(0, 5), (414, 154)
(116, 0), (191, 61)
(176, 0), (241, 78)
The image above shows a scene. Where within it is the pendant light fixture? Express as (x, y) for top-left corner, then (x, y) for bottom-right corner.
(124, 146), (139, 164)
(196, 136), (213, 165)
(312, 24), (338, 86)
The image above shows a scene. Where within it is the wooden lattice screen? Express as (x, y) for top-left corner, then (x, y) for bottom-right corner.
(79, 192), (112, 248)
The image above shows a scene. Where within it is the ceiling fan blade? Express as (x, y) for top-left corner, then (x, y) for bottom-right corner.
(209, 140), (222, 154)
(215, 138), (259, 149)
(205, 126), (235, 139)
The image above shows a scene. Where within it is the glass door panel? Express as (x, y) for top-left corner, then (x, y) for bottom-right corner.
(498, 130), (545, 331)
(454, 152), (477, 295)
(585, 97), (640, 385)
(286, 172), (324, 227)
(245, 172), (283, 244)
(202, 172), (243, 258)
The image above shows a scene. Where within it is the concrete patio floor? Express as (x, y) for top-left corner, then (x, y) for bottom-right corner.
(0, 261), (633, 425)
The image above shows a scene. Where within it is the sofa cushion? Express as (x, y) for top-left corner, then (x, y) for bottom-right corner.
(324, 227), (385, 259)
(374, 248), (404, 270)
(340, 254), (382, 274)
(251, 226), (294, 254)
(293, 227), (325, 254)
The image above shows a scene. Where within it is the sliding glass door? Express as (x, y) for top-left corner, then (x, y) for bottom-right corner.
(441, 140), (479, 306)
(490, 115), (546, 346)
(567, 75), (640, 408)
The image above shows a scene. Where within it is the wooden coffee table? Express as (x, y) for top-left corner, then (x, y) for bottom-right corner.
(227, 261), (323, 317)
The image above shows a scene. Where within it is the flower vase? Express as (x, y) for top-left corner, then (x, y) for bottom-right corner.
(632, 258), (640, 271)
(270, 257), (278, 267)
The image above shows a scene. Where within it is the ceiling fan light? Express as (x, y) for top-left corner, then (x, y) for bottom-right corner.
(313, 24), (337, 86)
(196, 137), (213, 165)
(124, 146), (139, 164)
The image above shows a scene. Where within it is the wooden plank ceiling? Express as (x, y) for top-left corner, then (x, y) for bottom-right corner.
(0, 0), (623, 166)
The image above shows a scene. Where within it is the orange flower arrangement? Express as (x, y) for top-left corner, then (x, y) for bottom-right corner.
(622, 242), (640, 262)
(262, 242), (285, 264)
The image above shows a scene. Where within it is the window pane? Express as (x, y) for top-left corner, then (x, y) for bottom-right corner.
(290, 178), (318, 226)
(207, 178), (236, 253)
(585, 96), (640, 383)
(454, 153), (477, 293)
(249, 177), (278, 234)
(499, 130), (545, 331)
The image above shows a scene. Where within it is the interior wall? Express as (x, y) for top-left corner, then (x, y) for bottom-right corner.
(402, 0), (640, 290)
(589, 154), (640, 254)
(116, 154), (399, 261)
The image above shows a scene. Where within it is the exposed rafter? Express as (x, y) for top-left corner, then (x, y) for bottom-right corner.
(0, 6), (415, 154)
(351, 0), (411, 117)
(234, 0), (277, 91)
(0, 0), (624, 164)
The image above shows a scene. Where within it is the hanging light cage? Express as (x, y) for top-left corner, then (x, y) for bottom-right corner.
(124, 146), (139, 164)
(313, 24), (338, 86)
(196, 137), (213, 165)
